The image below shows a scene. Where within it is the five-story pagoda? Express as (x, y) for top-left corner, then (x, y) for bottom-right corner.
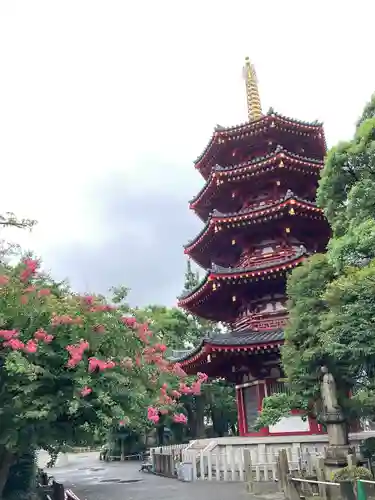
(176, 58), (330, 437)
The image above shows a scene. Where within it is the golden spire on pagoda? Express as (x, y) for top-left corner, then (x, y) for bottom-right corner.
(243, 57), (262, 122)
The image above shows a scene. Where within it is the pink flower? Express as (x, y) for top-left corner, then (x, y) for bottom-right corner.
(80, 340), (89, 351)
(179, 383), (192, 395)
(4, 338), (25, 350)
(52, 314), (83, 326)
(81, 386), (92, 397)
(88, 357), (102, 373)
(90, 304), (115, 313)
(24, 285), (36, 293)
(34, 328), (48, 341)
(170, 390), (181, 399)
(82, 295), (94, 306)
(0, 275), (9, 286)
(173, 363), (187, 377)
(38, 288), (51, 297)
(0, 330), (18, 341)
(24, 340), (38, 353)
(34, 328), (54, 343)
(66, 345), (81, 357)
(158, 394), (173, 405)
(67, 357), (81, 368)
(66, 340), (89, 368)
(197, 372), (208, 382)
(20, 295), (29, 305)
(155, 343), (167, 353)
(93, 324), (106, 334)
(88, 357), (115, 373)
(52, 314), (72, 325)
(191, 381), (202, 395)
(137, 324), (151, 344)
(147, 406), (160, 424)
(20, 259), (38, 282)
(121, 316), (137, 328)
(173, 413), (187, 424)
(160, 408), (168, 415)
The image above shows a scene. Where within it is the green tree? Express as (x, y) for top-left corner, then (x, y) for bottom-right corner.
(317, 97), (375, 237)
(321, 261), (375, 422)
(134, 305), (198, 349)
(357, 92), (375, 128)
(326, 178), (375, 273)
(204, 380), (237, 436)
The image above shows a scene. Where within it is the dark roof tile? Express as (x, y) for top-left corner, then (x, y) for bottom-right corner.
(210, 329), (284, 345)
(169, 329), (284, 362)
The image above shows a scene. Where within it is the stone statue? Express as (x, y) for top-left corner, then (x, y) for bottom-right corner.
(321, 366), (340, 414)
(320, 367), (353, 472)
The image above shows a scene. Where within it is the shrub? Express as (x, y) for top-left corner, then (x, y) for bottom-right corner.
(332, 465), (373, 482)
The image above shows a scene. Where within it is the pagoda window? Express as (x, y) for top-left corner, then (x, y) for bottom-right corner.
(243, 384), (260, 432)
(267, 380), (290, 397)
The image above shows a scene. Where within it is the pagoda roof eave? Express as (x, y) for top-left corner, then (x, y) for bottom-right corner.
(184, 193), (323, 256)
(170, 329), (285, 367)
(189, 148), (324, 212)
(194, 112), (325, 173)
(178, 248), (307, 308)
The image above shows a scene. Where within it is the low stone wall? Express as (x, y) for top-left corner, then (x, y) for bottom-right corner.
(150, 431), (375, 482)
(186, 431), (375, 461)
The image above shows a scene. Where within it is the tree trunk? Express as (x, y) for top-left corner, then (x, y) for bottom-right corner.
(144, 432), (150, 448)
(230, 423), (238, 436)
(212, 410), (226, 437)
(195, 396), (205, 438)
(157, 425), (164, 446)
(3, 450), (36, 498)
(185, 402), (196, 438)
(0, 449), (15, 498)
(120, 438), (125, 461)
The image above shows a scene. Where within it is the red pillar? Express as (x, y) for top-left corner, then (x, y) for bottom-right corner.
(257, 381), (269, 436)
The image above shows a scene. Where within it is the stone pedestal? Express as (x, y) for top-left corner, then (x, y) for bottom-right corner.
(324, 444), (354, 472)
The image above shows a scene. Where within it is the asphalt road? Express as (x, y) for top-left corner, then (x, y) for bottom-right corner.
(38, 451), (255, 500)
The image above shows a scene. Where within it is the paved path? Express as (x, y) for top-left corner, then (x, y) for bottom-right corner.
(39, 452), (255, 500)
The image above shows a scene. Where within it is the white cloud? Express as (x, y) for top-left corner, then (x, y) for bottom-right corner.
(0, 0), (374, 300)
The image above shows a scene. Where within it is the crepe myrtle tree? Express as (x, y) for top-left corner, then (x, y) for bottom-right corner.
(0, 257), (203, 496)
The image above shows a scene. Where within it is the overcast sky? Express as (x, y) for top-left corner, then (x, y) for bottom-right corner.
(0, 0), (374, 306)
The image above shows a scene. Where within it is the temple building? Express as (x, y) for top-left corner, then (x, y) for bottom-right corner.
(175, 58), (330, 437)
